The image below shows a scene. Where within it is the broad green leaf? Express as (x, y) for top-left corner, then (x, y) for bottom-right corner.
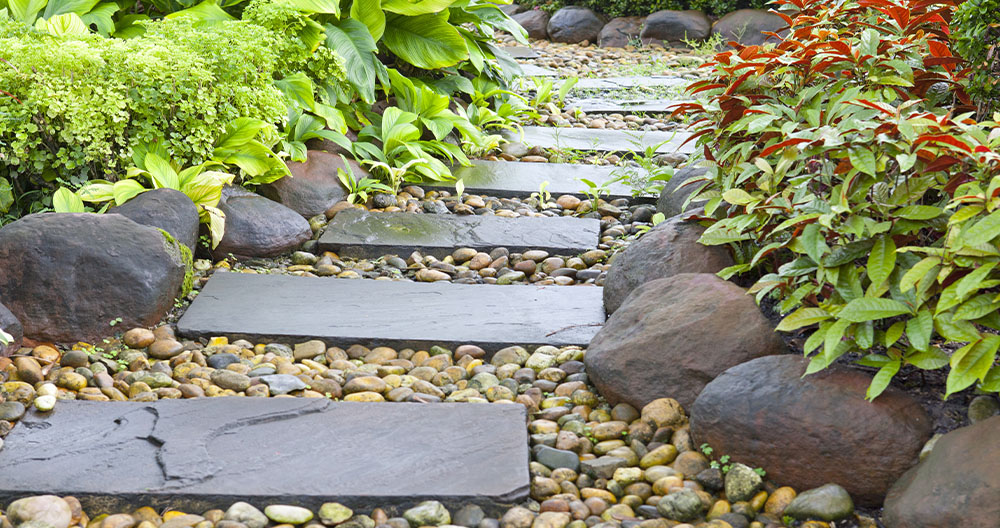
(351, 0), (385, 40)
(383, 13), (468, 70)
(183, 171), (232, 208)
(382, 0), (455, 15)
(963, 208), (1000, 246)
(144, 153), (180, 190)
(867, 359), (900, 401)
(215, 118), (269, 151)
(275, 72), (316, 111)
(721, 188), (755, 206)
(166, 0), (234, 21)
(221, 141), (279, 177)
(80, 1), (118, 35)
(76, 180), (113, 203)
(202, 205), (226, 249)
(35, 12), (88, 34)
(981, 365), (1000, 392)
(52, 187), (86, 213)
(284, 0), (339, 15)
(824, 319), (851, 359)
(326, 20), (379, 103)
(906, 347), (949, 370)
(0, 177), (14, 213)
(877, 75), (913, 87)
(42, 0), (96, 18)
(8, 0), (46, 23)
(867, 236), (896, 286)
(896, 153), (917, 171)
(885, 320), (905, 347)
(946, 336), (1000, 397)
(906, 308), (933, 351)
(837, 298), (911, 322)
(800, 223), (829, 265)
(849, 147), (877, 177)
(954, 293), (1000, 321)
(900, 257), (940, 292)
(111, 179), (147, 205)
(895, 205), (943, 220)
(776, 307), (831, 332)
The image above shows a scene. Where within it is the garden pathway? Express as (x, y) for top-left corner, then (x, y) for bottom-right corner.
(426, 160), (646, 200)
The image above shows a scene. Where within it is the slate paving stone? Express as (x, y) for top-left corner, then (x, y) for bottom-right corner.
(427, 160), (647, 200)
(520, 64), (560, 77)
(0, 399), (529, 514)
(504, 127), (694, 154)
(177, 272), (605, 351)
(318, 209), (600, 259)
(504, 46), (540, 59)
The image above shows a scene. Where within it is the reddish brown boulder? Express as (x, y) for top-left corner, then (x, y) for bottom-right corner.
(599, 17), (645, 48)
(603, 214), (733, 314)
(212, 186), (312, 259)
(585, 274), (785, 410)
(513, 10), (549, 40)
(883, 416), (1000, 527)
(261, 150), (354, 218)
(691, 355), (933, 506)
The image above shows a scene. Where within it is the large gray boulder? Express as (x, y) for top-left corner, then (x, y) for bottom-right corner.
(657, 166), (709, 217)
(0, 301), (22, 357)
(599, 17), (645, 48)
(547, 7), (604, 44)
(712, 9), (787, 47)
(108, 188), (200, 251)
(691, 355), (933, 506)
(603, 214), (733, 314)
(883, 416), (1000, 527)
(585, 274), (786, 410)
(212, 186), (312, 259)
(641, 10), (711, 47)
(513, 9), (549, 40)
(260, 150), (353, 219)
(0, 213), (187, 343)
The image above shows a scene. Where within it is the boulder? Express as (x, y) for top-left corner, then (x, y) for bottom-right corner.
(657, 167), (708, 217)
(585, 274), (785, 410)
(691, 355), (933, 506)
(547, 7), (604, 44)
(513, 10), (550, 41)
(499, 3), (523, 15)
(0, 213), (187, 343)
(0, 301), (22, 356)
(261, 150), (353, 218)
(883, 415), (1000, 527)
(603, 214), (733, 314)
(599, 17), (645, 48)
(712, 9), (787, 47)
(212, 186), (312, 259)
(108, 188), (200, 251)
(640, 10), (711, 47)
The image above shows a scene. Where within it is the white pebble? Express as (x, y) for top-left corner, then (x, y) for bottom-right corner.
(36, 383), (58, 397)
(34, 395), (56, 412)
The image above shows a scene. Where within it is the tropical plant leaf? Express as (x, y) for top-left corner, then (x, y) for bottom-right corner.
(776, 307), (831, 331)
(326, 19), (379, 103)
(382, 0), (454, 16)
(350, 0), (385, 40)
(837, 298), (912, 322)
(52, 187), (86, 213)
(382, 13), (468, 70)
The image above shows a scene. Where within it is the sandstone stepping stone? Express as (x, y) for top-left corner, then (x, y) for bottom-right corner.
(504, 127), (694, 154)
(0, 399), (529, 513)
(564, 98), (685, 114)
(504, 46), (540, 59)
(429, 160), (644, 200)
(177, 272), (604, 351)
(318, 209), (600, 259)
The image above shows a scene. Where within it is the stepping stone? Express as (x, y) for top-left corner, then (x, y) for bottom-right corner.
(177, 272), (605, 351)
(520, 64), (559, 77)
(573, 76), (691, 91)
(427, 160), (647, 200)
(0, 399), (529, 513)
(318, 209), (600, 259)
(504, 126), (694, 154)
(504, 46), (540, 59)
(564, 98), (686, 114)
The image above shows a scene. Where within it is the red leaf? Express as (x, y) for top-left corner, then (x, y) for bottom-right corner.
(921, 155), (961, 173)
(760, 138), (813, 157)
(914, 135), (973, 153)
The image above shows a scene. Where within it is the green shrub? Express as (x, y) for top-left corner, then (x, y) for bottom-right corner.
(0, 17), (288, 220)
(953, 0), (1000, 116)
(676, 0), (1000, 399)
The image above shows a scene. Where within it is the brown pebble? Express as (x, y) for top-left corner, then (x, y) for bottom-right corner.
(123, 328), (156, 348)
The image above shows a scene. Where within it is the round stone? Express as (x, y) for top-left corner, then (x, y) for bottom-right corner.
(264, 504), (314, 524)
(34, 395), (56, 412)
(210, 370), (251, 392)
(319, 503), (353, 525)
(124, 328), (156, 348)
(657, 489), (704, 522)
(403, 500), (450, 527)
(7, 495), (73, 528)
(60, 350), (91, 368)
(149, 340), (185, 360)
(0, 401), (26, 421)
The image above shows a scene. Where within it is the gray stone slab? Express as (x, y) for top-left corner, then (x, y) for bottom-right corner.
(177, 272), (605, 351)
(565, 98), (685, 114)
(504, 126), (694, 154)
(520, 64), (559, 77)
(505, 46), (540, 59)
(427, 160), (646, 200)
(318, 209), (600, 259)
(0, 399), (529, 514)
(573, 76), (690, 91)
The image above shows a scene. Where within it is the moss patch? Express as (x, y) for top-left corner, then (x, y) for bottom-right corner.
(159, 228), (194, 298)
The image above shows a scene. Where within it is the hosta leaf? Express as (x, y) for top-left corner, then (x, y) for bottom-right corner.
(776, 307), (831, 332)
(183, 170), (233, 209)
(52, 187), (86, 213)
(111, 179), (147, 205)
(274, 72), (316, 111)
(144, 153), (180, 190)
(383, 13), (468, 70)
(165, 0), (234, 21)
(867, 358), (900, 401)
(43, 0), (98, 18)
(36, 12), (88, 35)
(284, 0), (340, 15)
(382, 0), (455, 15)
(946, 336), (1000, 397)
(8, 0), (47, 23)
(867, 236), (896, 286)
(215, 118), (269, 151)
(80, 2), (118, 35)
(837, 298), (912, 322)
(76, 180), (114, 203)
(202, 205), (227, 249)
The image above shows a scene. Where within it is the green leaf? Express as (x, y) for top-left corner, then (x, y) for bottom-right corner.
(900, 257), (940, 292)
(36, 12), (88, 34)
(906, 347), (949, 370)
(947, 336), (1000, 397)
(284, 0), (340, 15)
(824, 319), (851, 359)
(351, 0), (385, 40)
(52, 187), (86, 213)
(895, 205), (943, 220)
(867, 359), (900, 401)
(906, 308), (933, 351)
(382, 0), (455, 15)
(383, 13), (468, 70)
(8, 0), (47, 23)
(112, 179), (147, 205)
(0, 177), (14, 213)
(867, 236), (896, 286)
(326, 20), (379, 103)
(721, 188), (755, 206)
(144, 153), (180, 190)
(202, 204), (227, 249)
(837, 298), (912, 322)
(165, 0), (234, 21)
(954, 293), (1000, 321)
(215, 118), (269, 151)
(42, 0), (96, 18)
(877, 75), (913, 87)
(849, 147), (877, 177)
(80, 2), (118, 35)
(963, 208), (1000, 246)
(981, 366), (1000, 392)
(885, 320), (905, 347)
(183, 171), (232, 209)
(776, 307), (831, 332)
(800, 223), (829, 265)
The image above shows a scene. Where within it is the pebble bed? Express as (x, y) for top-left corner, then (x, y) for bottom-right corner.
(1, 329), (871, 528)
(497, 38), (709, 79)
(215, 185), (658, 288)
